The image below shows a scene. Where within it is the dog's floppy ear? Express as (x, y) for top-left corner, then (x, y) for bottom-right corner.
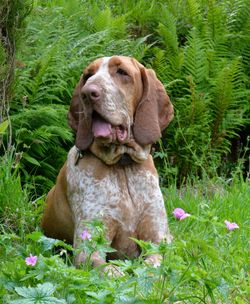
(133, 67), (174, 145)
(68, 76), (93, 150)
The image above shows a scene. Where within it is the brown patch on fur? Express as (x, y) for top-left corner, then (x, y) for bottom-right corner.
(41, 164), (74, 244)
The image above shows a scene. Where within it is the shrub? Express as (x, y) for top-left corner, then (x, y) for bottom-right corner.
(7, 0), (249, 190)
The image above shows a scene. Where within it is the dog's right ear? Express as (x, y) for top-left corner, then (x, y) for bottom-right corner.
(68, 76), (93, 151)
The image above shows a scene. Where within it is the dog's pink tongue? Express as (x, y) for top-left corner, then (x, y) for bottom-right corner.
(92, 116), (112, 137)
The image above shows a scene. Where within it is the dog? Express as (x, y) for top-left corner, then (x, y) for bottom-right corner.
(41, 56), (173, 271)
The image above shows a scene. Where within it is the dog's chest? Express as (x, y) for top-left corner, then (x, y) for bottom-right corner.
(66, 147), (164, 232)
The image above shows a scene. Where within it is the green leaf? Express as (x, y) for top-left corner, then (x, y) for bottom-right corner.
(37, 235), (73, 252)
(38, 236), (58, 251)
(0, 120), (8, 134)
(22, 153), (40, 166)
(12, 283), (67, 304)
(85, 290), (112, 301)
(15, 283), (55, 298)
(26, 231), (43, 241)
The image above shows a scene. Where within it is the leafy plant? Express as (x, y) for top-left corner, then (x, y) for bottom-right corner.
(75, 219), (116, 271)
(0, 0), (32, 148)
(9, 105), (73, 193)
(1, 178), (249, 303)
(3, 0), (248, 190)
(11, 283), (67, 304)
(0, 149), (38, 234)
(150, 0), (249, 183)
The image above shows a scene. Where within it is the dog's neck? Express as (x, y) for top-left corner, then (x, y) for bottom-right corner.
(88, 139), (151, 166)
(74, 142), (151, 166)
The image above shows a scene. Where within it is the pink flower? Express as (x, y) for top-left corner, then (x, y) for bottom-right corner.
(80, 229), (92, 240)
(179, 213), (191, 220)
(224, 220), (239, 231)
(173, 208), (191, 221)
(25, 254), (38, 266)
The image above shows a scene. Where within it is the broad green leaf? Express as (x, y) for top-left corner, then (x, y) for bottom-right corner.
(15, 283), (55, 298)
(26, 231), (43, 241)
(13, 283), (67, 304)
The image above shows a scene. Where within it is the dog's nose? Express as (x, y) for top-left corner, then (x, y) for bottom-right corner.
(82, 84), (101, 102)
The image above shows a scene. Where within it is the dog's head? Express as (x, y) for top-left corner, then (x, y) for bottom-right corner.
(68, 56), (174, 151)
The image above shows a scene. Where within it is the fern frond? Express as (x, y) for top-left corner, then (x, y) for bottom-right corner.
(186, 0), (201, 21)
(226, 0), (250, 33)
(206, 1), (227, 43)
(183, 30), (209, 85)
(91, 7), (126, 38)
(210, 57), (248, 149)
(9, 105), (73, 191)
(157, 8), (178, 53)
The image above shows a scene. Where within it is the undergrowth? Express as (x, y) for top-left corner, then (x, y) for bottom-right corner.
(0, 167), (249, 303)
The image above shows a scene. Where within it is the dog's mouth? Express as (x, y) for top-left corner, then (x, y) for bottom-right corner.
(92, 111), (128, 144)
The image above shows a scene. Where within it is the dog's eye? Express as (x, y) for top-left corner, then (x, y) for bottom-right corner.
(83, 72), (93, 81)
(117, 68), (128, 76)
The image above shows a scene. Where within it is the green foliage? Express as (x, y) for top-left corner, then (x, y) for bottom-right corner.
(150, 0), (250, 183)
(10, 105), (72, 193)
(5, 0), (248, 190)
(0, 0), (32, 50)
(8, 1), (148, 194)
(0, 150), (42, 234)
(11, 283), (67, 304)
(1, 178), (249, 303)
(0, 42), (7, 90)
(76, 219), (116, 271)
(0, 0), (32, 148)
(0, 120), (8, 135)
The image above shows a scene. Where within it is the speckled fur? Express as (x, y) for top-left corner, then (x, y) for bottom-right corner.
(67, 146), (172, 260)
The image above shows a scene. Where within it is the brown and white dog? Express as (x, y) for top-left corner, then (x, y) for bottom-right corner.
(41, 56), (174, 270)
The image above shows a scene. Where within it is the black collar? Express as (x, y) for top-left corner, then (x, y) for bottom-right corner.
(74, 148), (84, 166)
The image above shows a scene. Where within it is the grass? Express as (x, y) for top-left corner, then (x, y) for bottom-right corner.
(0, 167), (249, 303)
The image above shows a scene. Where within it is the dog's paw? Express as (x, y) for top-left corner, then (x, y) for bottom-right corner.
(74, 252), (88, 268)
(145, 254), (162, 268)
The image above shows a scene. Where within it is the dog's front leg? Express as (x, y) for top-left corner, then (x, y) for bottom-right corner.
(74, 250), (106, 268)
(137, 206), (173, 268)
(73, 220), (122, 276)
(73, 221), (106, 268)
